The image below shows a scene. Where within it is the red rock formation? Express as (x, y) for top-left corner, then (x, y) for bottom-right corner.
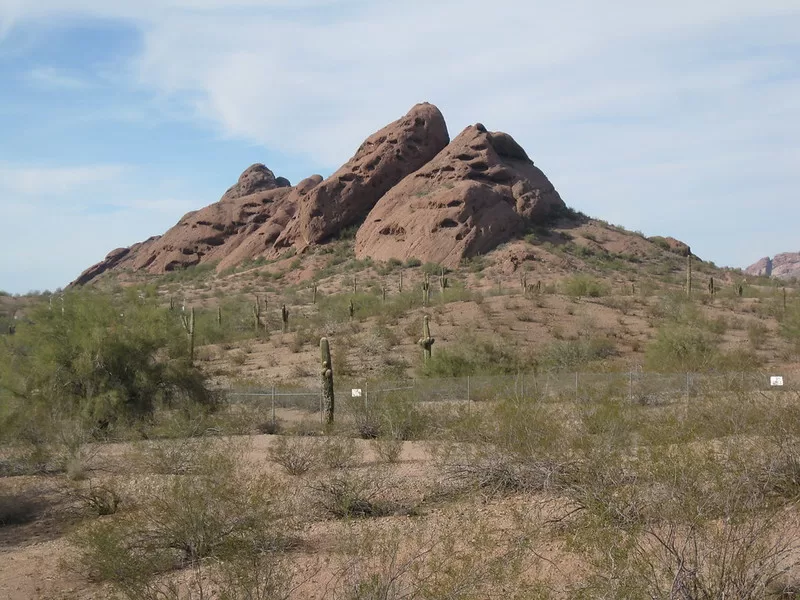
(746, 253), (800, 280)
(274, 102), (449, 250)
(353, 124), (566, 267)
(72, 164), (293, 283)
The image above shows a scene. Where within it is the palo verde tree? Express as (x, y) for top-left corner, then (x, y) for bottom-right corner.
(0, 288), (212, 428)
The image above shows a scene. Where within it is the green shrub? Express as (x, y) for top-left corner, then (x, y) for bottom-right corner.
(644, 324), (719, 372)
(0, 289), (212, 428)
(562, 275), (607, 298)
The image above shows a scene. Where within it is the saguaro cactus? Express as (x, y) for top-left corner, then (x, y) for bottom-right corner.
(439, 267), (448, 293)
(312, 282), (318, 304)
(708, 277), (715, 296)
(686, 248), (693, 298)
(422, 273), (431, 306)
(181, 307), (196, 364)
(418, 315), (435, 363)
(320, 337), (335, 425)
(217, 306), (222, 326)
(281, 304), (289, 333)
(253, 299), (262, 333)
(348, 299), (355, 321)
(352, 275), (358, 295)
(382, 285), (387, 302)
(399, 271), (404, 293)
(520, 272), (528, 294)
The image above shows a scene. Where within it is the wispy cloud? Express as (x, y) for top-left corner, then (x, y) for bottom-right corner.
(27, 66), (89, 89)
(0, 163), (128, 196)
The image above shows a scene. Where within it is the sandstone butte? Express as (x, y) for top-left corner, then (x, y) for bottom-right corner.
(73, 103), (569, 285)
(745, 252), (800, 281)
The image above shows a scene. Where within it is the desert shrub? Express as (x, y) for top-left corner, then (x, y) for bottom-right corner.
(309, 470), (392, 519)
(540, 337), (615, 371)
(419, 333), (532, 377)
(71, 441), (291, 597)
(69, 482), (121, 516)
(644, 324), (719, 372)
(371, 437), (404, 463)
(320, 435), (362, 469)
(562, 274), (607, 298)
(0, 288), (212, 428)
(268, 436), (323, 475)
(331, 519), (528, 599)
(135, 438), (218, 475)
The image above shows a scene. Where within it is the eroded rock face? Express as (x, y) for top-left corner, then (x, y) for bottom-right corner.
(354, 124), (566, 267)
(72, 164), (293, 283)
(746, 253), (800, 280)
(273, 102), (450, 250)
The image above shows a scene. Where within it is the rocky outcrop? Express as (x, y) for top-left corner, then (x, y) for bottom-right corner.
(746, 253), (800, 280)
(73, 103), (576, 285)
(274, 102), (449, 250)
(72, 164), (293, 282)
(353, 124), (566, 267)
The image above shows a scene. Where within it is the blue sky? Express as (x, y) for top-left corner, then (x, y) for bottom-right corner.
(1, 1), (799, 294)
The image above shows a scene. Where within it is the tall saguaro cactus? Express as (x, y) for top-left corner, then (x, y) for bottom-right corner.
(281, 304), (289, 333)
(348, 299), (355, 321)
(352, 275), (358, 295)
(399, 271), (404, 293)
(439, 267), (448, 293)
(312, 282), (318, 304)
(252, 298), (262, 333)
(320, 337), (335, 425)
(418, 315), (435, 363)
(708, 277), (715, 296)
(422, 273), (431, 306)
(181, 307), (196, 364)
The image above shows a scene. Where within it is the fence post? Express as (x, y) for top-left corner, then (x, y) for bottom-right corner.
(271, 384), (276, 427)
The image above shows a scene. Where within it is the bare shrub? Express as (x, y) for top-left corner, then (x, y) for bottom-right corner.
(268, 436), (323, 475)
(330, 519), (528, 599)
(309, 470), (392, 519)
(320, 436), (362, 470)
(71, 441), (294, 597)
(371, 437), (403, 464)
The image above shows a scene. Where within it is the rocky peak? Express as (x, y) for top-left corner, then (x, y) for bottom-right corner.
(222, 164), (290, 201)
(746, 253), (800, 280)
(354, 123), (566, 267)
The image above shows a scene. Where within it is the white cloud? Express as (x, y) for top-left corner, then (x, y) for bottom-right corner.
(0, 163), (128, 196)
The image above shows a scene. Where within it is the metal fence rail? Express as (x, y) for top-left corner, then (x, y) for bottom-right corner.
(224, 370), (799, 417)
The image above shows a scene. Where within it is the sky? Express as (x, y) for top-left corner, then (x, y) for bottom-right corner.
(0, 1), (798, 294)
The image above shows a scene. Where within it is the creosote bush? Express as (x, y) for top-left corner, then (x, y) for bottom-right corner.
(71, 440), (295, 599)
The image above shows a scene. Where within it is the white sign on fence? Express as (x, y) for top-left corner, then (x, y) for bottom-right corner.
(770, 376), (784, 387)
(351, 388), (362, 397)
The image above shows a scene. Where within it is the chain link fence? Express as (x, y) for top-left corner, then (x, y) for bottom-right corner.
(225, 370), (799, 421)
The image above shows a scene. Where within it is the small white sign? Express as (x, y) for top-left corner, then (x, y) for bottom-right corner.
(351, 388), (362, 397)
(770, 376), (784, 387)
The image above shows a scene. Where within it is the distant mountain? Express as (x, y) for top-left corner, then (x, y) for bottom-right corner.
(745, 252), (800, 280)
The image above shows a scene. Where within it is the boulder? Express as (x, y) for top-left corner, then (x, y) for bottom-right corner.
(273, 102), (450, 250)
(354, 124), (566, 267)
